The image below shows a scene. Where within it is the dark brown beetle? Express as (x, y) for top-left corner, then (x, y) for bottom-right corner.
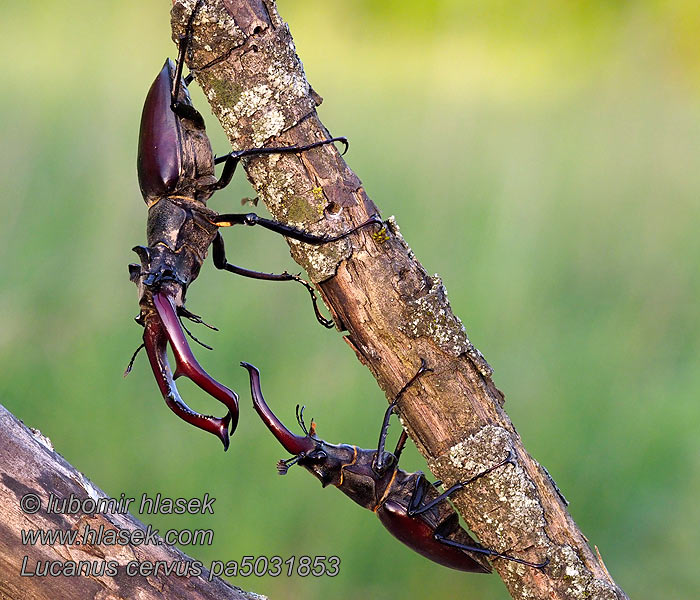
(128, 1), (380, 450)
(240, 360), (549, 572)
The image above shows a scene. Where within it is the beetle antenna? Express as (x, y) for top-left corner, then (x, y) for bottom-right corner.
(123, 343), (146, 376)
(277, 454), (302, 475)
(178, 316), (213, 351)
(296, 405), (309, 435)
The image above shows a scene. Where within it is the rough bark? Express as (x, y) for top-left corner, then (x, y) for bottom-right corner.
(170, 1), (630, 598)
(0, 404), (260, 600)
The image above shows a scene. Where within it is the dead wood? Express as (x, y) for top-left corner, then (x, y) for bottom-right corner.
(0, 404), (259, 600)
(168, 1), (630, 598)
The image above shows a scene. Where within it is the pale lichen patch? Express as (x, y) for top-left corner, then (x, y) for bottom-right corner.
(385, 216), (415, 260)
(386, 215), (401, 236)
(252, 108), (285, 145)
(247, 160), (297, 216)
(246, 157), (358, 281)
(394, 266), (492, 376)
(288, 237), (349, 282)
(586, 579), (621, 600)
(174, 0), (243, 55)
(398, 274), (488, 370)
(554, 546), (589, 598)
(237, 593), (268, 600)
(531, 544), (619, 600)
(235, 84), (274, 118)
(266, 62), (308, 99)
(435, 425), (548, 553)
(446, 425), (513, 473)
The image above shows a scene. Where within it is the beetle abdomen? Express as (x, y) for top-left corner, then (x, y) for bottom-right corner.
(377, 501), (491, 573)
(137, 59), (183, 203)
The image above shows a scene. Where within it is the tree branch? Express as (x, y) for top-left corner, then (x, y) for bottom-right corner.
(171, 1), (629, 598)
(0, 404), (259, 600)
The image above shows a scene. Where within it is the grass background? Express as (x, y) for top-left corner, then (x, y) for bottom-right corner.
(2, 1), (699, 598)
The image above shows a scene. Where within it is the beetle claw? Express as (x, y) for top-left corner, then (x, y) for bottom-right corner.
(241, 362), (316, 456)
(140, 291), (239, 449)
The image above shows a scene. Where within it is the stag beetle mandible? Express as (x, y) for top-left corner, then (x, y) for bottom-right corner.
(240, 360), (549, 572)
(128, 0), (381, 450)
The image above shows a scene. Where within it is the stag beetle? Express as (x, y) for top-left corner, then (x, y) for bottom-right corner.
(240, 360), (549, 572)
(128, 0), (381, 450)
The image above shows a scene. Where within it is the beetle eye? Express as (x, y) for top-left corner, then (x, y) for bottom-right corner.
(309, 449), (327, 461)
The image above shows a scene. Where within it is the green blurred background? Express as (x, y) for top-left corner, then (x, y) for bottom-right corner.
(2, 1), (699, 598)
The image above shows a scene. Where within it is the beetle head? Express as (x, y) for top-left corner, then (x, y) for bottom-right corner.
(295, 440), (356, 488)
(283, 410), (355, 487)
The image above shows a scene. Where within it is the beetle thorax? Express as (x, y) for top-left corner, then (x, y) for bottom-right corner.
(332, 447), (397, 510)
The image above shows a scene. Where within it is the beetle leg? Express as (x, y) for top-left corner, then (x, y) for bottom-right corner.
(213, 212), (382, 245)
(406, 474), (549, 569)
(143, 316), (232, 450)
(374, 359), (433, 473)
(373, 401), (400, 474)
(170, 0), (203, 111)
(393, 430), (409, 463)
(212, 232), (334, 328)
(432, 516), (549, 569)
(406, 472), (433, 515)
(178, 315), (214, 350)
(146, 291), (239, 448)
(211, 137), (348, 192)
(124, 343), (146, 376)
(407, 451), (515, 517)
(178, 307), (218, 331)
